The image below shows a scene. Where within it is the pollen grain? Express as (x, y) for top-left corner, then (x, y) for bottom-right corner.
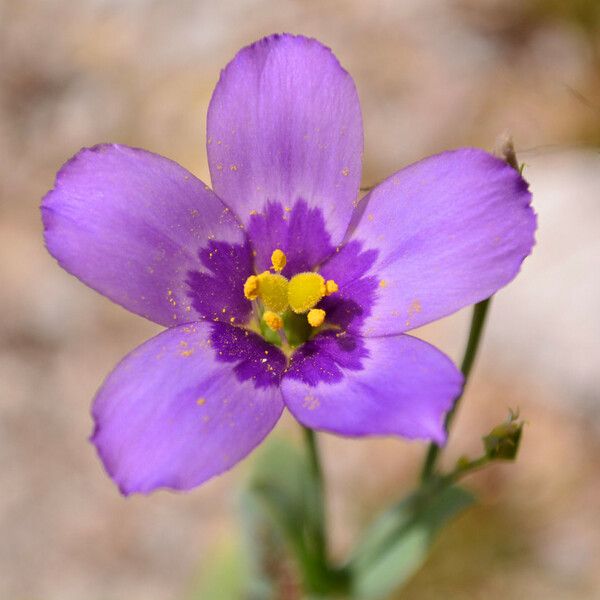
(270, 248), (287, 272)
(243, 275), (260, 300)
(307, 308), (326, 328)
(325, 279), (339, 295)
(263, 311), (284, 331)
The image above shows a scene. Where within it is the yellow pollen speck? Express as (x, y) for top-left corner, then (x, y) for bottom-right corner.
(342, 167), (350, 176)
(230, 164), (238, 171)
(405, 298), (422, 327)
(409, 299), (422, 315)
(243, 275), (260, 300)
(197, 397), (206, 406)
(379, 279), (387, 288)
(263, 311), (283, 331)
(307, 308), (326, 328)
(288, 272), (326, 314)
(270, 249), (287, 272)
(325, 279), (339, 295)
(303, 394), (320, 410)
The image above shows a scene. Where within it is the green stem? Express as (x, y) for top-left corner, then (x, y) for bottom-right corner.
(299, 429), (352, 596)
(302, 427), (329, 583)
(417, 453), (492, 510)
(420, 298), (492, 483)
(303, 427), (324, 488)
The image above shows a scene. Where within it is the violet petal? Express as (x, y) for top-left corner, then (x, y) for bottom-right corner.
(282, 332), (463, 444)
(246, 200), (335, 274)
(207, 34), (363, 247)
(91, 321), (285, 495)
(42, 144), (244, 327)
(342, 148), (536, 336)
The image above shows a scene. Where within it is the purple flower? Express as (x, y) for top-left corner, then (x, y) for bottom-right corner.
(41, 34), (536, 495)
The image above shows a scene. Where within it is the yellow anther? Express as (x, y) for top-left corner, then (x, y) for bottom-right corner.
(288, 272), (326, 314)
(257, 271), (289, 313)
(271, 248), (287, 272)
(243, 275), (260, 300)
(307, 308), (326, 328)
(263, 311), (283, 331)
(325, 279), (339, 295)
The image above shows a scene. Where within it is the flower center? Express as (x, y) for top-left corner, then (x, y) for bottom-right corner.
(243, 249), (338, 343)
(288, 272), (326, 313)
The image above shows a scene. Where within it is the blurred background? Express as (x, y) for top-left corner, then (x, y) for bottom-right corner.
(1, 0), (599, 598)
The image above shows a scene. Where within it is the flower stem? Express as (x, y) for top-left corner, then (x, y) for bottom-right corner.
(420, 298), (492, 483)
(300, 427), (354, 596)
(303, 427), (327, 560)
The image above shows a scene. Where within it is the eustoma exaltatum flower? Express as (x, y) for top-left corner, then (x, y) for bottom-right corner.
(41, 34), (536, 495)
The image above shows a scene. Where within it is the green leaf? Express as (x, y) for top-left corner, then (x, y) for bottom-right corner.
(189, 493), (285, 600)
(248, 437), (318, 542)
(245, 437), (325, 586)
(350, 484), (475, 599)
(191, 438), (319, 600)
(238, 488), (292, 599)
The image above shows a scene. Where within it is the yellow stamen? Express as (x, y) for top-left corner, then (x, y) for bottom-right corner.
(271, 248), (287, 272)
(243, 275), (260, 300)
(307, 308), (326, 328)
(263, 311), (283, 331)
(288, 272), (326, 314)
(257, 271), (289, 313)
(325, 279), (339, 295)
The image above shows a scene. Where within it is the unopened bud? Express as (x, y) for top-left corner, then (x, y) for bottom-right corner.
(483, 409), (523, 461)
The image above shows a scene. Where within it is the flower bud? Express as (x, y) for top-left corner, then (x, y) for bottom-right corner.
(483, 410), (523, 461)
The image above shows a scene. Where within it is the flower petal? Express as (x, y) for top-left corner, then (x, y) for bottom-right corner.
(207, 34), (363, 246)
(319, 239), (379, 334)
(42, 144), (249, 327)
(92, 321), (286, 495)
(247, 201), (336, 274)
(282, 332), (462, 443)
(344, 148), (536, 336)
